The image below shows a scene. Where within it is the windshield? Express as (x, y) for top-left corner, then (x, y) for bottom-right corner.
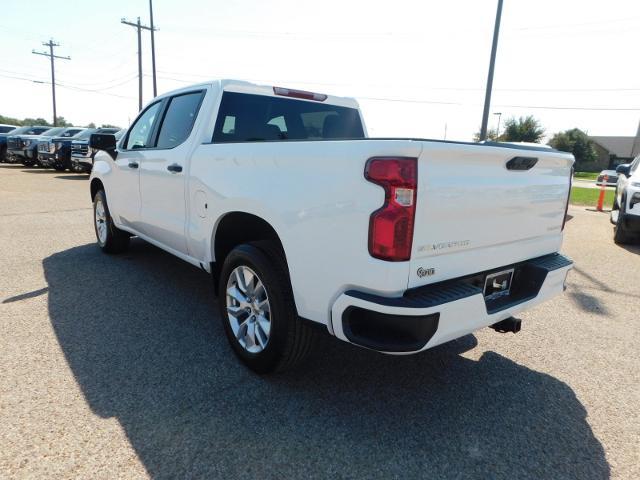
(9, 126), (49, 135)
(74, 129), (95, 140)
(59, 128), (83, 138)
(0, 126), (17, 134)
(41, 127), (65, 137)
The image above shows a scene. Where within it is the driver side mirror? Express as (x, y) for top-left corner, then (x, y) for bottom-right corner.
(90, 133), (117, 160)
(616, 163), (631, 176)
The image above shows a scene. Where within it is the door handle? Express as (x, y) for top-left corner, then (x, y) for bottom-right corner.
(128, 162), (139, 169)
(167, 164), (183, 173)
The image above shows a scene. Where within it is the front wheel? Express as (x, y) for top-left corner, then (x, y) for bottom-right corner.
(93, 190), (130, 253)
(218, 241), (315, 373)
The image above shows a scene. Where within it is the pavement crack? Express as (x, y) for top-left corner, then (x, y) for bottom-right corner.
(0, 207), (92, 217)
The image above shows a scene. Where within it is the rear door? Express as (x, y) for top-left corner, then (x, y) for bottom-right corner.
(138, 90), (205, 254)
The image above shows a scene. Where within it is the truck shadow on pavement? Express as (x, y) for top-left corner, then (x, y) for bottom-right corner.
(43, 241), (610, 480)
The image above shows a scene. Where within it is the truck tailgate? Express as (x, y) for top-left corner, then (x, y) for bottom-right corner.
(409, 142), (573, 289)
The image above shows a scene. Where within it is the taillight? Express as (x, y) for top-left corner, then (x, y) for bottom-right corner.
(365, 157), (417, 261)
(562, 166), (573, 231)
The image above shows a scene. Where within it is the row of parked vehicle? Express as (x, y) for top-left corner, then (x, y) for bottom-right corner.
(0, 123), (124, 173)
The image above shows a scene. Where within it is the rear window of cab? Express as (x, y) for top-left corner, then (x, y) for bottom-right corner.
(213, 92), (364, 143)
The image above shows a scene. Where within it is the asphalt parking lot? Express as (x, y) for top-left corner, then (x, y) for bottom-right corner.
(1, 163), (638, 479)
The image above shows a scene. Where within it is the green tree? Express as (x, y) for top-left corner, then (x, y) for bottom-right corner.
(100, 123), (121, 129)
(548, 128), (597, 167)
(55, 117), (72, 127)
(87, 122), (96, 128)
(22, 117), (52, 126)
(0, 114), (23, 126)
(501, 116), (545, 143)
(472, 127), (500, 142)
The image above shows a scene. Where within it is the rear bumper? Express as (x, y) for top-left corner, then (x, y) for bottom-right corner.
(331, 253), (573, 354)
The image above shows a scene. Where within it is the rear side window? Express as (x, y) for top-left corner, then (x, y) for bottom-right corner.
(213, 92), (364, 143)
(156, 91), (204, 149)
(124, 102), (162, 149)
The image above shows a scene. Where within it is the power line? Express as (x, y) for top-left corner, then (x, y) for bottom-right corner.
(0, 73), (135, 100)
(32, 39), (70, 126)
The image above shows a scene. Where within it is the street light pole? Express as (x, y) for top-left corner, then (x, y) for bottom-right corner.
(479, 0), (504, 141)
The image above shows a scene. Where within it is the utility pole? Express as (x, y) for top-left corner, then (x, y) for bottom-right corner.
(122, 17), (155, 111)
(479, 0), (504, 141)
(32, 40), (70, 126)
(149, 0), (158, 97)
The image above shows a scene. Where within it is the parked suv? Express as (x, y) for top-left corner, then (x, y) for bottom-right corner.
(88, 79), (574, 373)
(611, 155), (640, 244)
(5, 126), (51, 163)
(0, 125), (20, 162)
(0, 124), (18, 134)
(70, 128), (123, 173)
(39, 128), (87, 170)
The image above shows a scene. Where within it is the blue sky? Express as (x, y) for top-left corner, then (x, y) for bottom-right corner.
(1, 0), (639, 140)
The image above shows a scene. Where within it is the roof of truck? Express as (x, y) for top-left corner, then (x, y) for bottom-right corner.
(156, 79), (361, 110)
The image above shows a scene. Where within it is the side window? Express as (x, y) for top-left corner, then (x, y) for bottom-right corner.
(156, 92), (204, 149)
(124, 102), (162, 149)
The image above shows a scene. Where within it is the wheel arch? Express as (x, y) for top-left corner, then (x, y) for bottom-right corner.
(211, 211), (289, 291)
(90, 177), (104, 201)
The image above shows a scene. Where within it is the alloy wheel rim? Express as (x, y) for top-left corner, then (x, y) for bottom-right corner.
(95, 199), (107, 244)
(225, 265), (271, 353)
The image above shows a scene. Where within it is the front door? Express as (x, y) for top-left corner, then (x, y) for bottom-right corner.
(138, 91), (205, 255)
(110, 101), (164, 230)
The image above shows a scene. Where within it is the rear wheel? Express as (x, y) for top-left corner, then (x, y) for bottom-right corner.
(614, 194), (632, 244)
(93, 190), (130, 253)
(53, 164), (65, 172)
(218, 241), (315, 373)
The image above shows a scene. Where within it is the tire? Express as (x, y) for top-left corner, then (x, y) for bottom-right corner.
(0, 146), (6, 163)
(93, 190), (130, 253)
(218, 241), (315, 373)
(53, 164), (65, 171)
(614, 194), (632, 244)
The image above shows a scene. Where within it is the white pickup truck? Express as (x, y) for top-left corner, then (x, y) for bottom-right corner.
(89, 79), (574, 373)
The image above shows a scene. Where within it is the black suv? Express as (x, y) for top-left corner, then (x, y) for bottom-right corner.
(4, 126), (51, 163)
(70, 128), (123, 173)
(35, 127), (85, 168)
